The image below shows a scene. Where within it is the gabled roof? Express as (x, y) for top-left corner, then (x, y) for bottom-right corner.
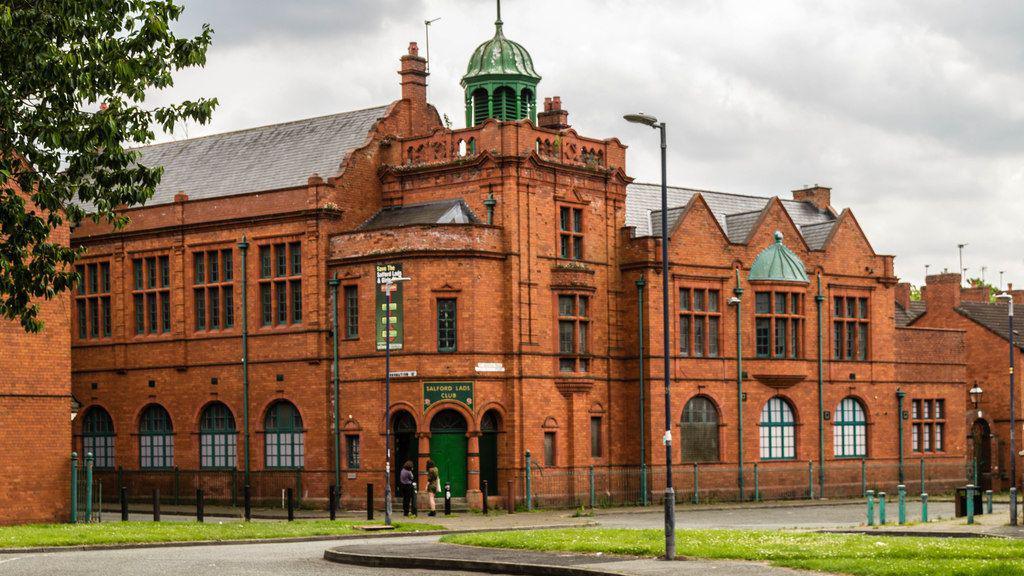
(124, 105), (389, 207)
(357, 199), (480, 231)
(956, 301), (1024, 349)
(628, 183), (835, 245)
(895, 301), (927, 327)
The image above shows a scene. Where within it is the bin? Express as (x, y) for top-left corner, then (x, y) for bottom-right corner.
(954, 487), (984, 517)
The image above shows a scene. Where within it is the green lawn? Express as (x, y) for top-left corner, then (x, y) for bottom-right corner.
(441, 528), (1024, 576)
(0, 520), (444, 549)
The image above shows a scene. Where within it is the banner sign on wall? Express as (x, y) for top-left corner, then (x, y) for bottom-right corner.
(375, 262), (405, 350)
(423, 382), (474, 410)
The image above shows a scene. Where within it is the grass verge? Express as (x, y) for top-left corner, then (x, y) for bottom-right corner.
(441, 528), (1024, 576)
(0, 520), (444, 549)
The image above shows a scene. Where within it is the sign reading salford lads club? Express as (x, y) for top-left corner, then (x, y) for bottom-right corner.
(424, 382), (474, 410)
(375, 262), (405, 350)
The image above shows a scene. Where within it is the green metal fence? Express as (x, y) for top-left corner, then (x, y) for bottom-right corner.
(70, 452), (100, 523)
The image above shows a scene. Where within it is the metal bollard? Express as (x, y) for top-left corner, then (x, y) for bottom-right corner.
(329, 485), (337, 521)
(120, 486), (129, 521)
(444, 482), (452, 516)
(507, 480), (514, 514)
(693, 463), (699, 505)
(921, 493), (929, 523)
(878, 491), (887, 525)
(1011, 487), (1018, 527)
(986, 489), (993, 515)
(482, 480), (489, 515)
(753, 463), (760, 502)
(366, 483), (374, 521)
(589, 466), (596, 509)
(807, 460), (814, 500)
(861, 459), (867, 497)
(153, 488), (161, 522)
(243, 485), (251, 522)
(897, 485), (906, 525)
(525, 450), (533, 511)
(920, 458), (926, 496)
(966, 484), (975, 525)
(197, 489), (204, 523)
(286, 487), (294, 521)
(866, 490), (875, 526)
(412, 482), (418, 517)
(85, 453), (94, 523)
(70, 453), (78, 524)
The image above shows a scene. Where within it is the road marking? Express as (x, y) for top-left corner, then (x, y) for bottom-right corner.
(0, 557), (20, 565)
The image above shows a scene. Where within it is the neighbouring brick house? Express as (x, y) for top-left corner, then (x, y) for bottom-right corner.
(0, 183), (72, 525)
(898, 274), (1024, 492)
(70, 12), (972, 510)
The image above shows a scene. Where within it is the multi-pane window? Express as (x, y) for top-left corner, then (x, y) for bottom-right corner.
(265, 401), (304, 468)
(590, 416), (602, 458)
(543, 431), (556, 466)
(346, 434), (361, 469)
(75, 262), (112, 339)
(437, 298), (457, 352)
(132, 255), (171, 335)
(344, 285), (359, 339)
(759, 397), (796, 460)
(259, 242), (302, 327)
(81, 407), (115, 469)
(681, 396), (719, 462)
(139, 405), (174, 468)
(193, 249), (234, 331)
(754, 291), (803, 358)
(557, 294), (590, 372)
(833, 296), (869, 360)
(679, 288), (721, 357)
(911, 399), (945, 452)
(834, 397), (867, 458)
(558, 206), (584, 260)
(199, 402), (237, 469)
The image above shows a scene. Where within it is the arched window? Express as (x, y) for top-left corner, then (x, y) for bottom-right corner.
(834, 397), (867, 457)
(472, 89), (489, 126)
(759, 397), (795, 460)
(200, 402), (237, 469)
(680, 397), (719, 462)
(139, 405), (174, 468)
(82, 407), (115, 469)
(265, 401), (304, 468)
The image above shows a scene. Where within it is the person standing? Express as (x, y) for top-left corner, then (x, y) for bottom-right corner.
(426, 459), (440, 517)
(400, 460), (415, 517)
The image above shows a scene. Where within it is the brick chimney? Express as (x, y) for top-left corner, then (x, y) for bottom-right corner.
(895, 282), (912, 310)
(538, 96), (570, 130)
(1006, 283), (1024, 305)
(792, 185), (831, 211)
(399, 42), (428, 107)
(923, 273), (963, 310)
(961, 284), (992, 303)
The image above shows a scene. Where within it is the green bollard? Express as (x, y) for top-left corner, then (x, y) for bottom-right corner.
(754, 463), (760, 502)
(878, 491), (887, 525)
(866, 489), (875, 526)
(525, 450), (533, 512)
(966, 484), (975, 525)
(693, 463), (699, 505)
(897, 484), (906, 525)
(85, 453), (94, 523)
(921, 492), (928, 523)
(808, 461), (814, 499)
(589, 465), (596, 509)
(986, 490), (993, 515)
(70, 452), (79, 524)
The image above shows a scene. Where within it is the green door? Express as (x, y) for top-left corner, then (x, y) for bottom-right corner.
(429, 409), (468, 497)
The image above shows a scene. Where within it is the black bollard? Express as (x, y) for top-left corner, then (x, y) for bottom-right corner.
(444, 482), (452, 516)
(507, 480), (514, 514)
(411, 482), (418, 517)
(329, 485), (337, 521)
(286, 488), (295, 521)
(243, 485), (251, 522)
(120, 486), (128, 521)
(482, 480), (489, 515)
(196, 489), (204, 523)
(366, 483), (373, 521)
(152, 488), (161, 522)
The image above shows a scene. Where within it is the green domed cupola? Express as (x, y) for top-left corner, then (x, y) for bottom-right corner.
(749, 231), (810, 283)
(462, 0), (541, 127)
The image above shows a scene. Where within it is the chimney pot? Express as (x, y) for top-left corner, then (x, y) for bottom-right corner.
(538, 96), (570, 130)
(408, 42), (419, 56)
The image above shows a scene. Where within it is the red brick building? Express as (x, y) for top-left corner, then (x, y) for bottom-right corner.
(0, 184), (72, 525)
(71, 15), (971, 509)
(898, 274), (1024, 492)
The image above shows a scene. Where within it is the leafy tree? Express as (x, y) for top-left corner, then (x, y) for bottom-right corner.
(0, 1), (216, 332)
(909, 285), (922, 301)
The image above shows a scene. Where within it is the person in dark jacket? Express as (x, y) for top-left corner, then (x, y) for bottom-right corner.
(399, 460), (416, 516)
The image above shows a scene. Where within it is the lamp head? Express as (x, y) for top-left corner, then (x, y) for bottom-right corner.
(969, 384), (984, 408)
(727, 297), (741, 305)
(623, 112), (659, 127)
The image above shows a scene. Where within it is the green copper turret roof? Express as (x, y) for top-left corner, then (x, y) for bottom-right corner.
(749, 231), (810, 283)
(461, 11), (540, 86)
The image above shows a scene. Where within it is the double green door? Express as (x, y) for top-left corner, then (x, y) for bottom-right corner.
(429, 432), (467, 497)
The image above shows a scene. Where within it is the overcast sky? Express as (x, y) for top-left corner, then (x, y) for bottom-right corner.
(153, 0), (1024, 289)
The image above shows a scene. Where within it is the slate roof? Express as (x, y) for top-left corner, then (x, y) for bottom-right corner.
(895, 301), (927, 327)
(126, 105), (389, 206)
(357, 199), (480, 231)
(627, 182), (836, 247)
(956, 301), (1024, 349)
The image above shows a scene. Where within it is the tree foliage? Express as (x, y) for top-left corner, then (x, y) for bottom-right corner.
(0, 1), (216, 331)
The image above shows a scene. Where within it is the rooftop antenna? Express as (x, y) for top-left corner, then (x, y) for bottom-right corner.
(424, 17), (441, 74)
(981, 266), (987, 284)
(925, 264), (930, 278)
(1000, 270), (1006, 291)
(958, 243), (968, 286)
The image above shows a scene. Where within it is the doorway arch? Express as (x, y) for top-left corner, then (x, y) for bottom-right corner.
(480, 410), (502, 495)
(430, 409), (468, 497)
(391, 410), (418, 493)
(971, 418), (993, 490)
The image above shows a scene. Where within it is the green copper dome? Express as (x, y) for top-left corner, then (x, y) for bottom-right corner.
(749, 231), (809, 283)
(462, 1), (541, 127)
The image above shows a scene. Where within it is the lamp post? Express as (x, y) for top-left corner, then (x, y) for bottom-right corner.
(624, 112), (675, 560)
(382, 274), (411, 528)
(636, 277), (648, 506)
(896, 389), (906, 485)
(996, 292), (1017, 525)
(969, 383), (984, 489)
(729, 269), (743, 501)
(329, 276), (341, 507)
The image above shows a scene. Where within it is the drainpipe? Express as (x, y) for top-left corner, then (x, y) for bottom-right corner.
(483, 192), (497, 225)
(636, 277), (647, 506)
(238, 237), (251, 489)
(733, 268), (744, 500)
(329, 276), (341, 506)
(896, 389), (906, 485)
(816, 273), (825, 498)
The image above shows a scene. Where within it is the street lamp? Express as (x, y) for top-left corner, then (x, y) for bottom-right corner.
(382, 274), (411, 528)
(996, 292), (1017, 525)
(969, 383), (984, 416)
(623, 111), (675, 560)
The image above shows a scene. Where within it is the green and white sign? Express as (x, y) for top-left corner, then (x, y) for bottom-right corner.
(423, 382), (474, 410)
(375, 262), (405, 350)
